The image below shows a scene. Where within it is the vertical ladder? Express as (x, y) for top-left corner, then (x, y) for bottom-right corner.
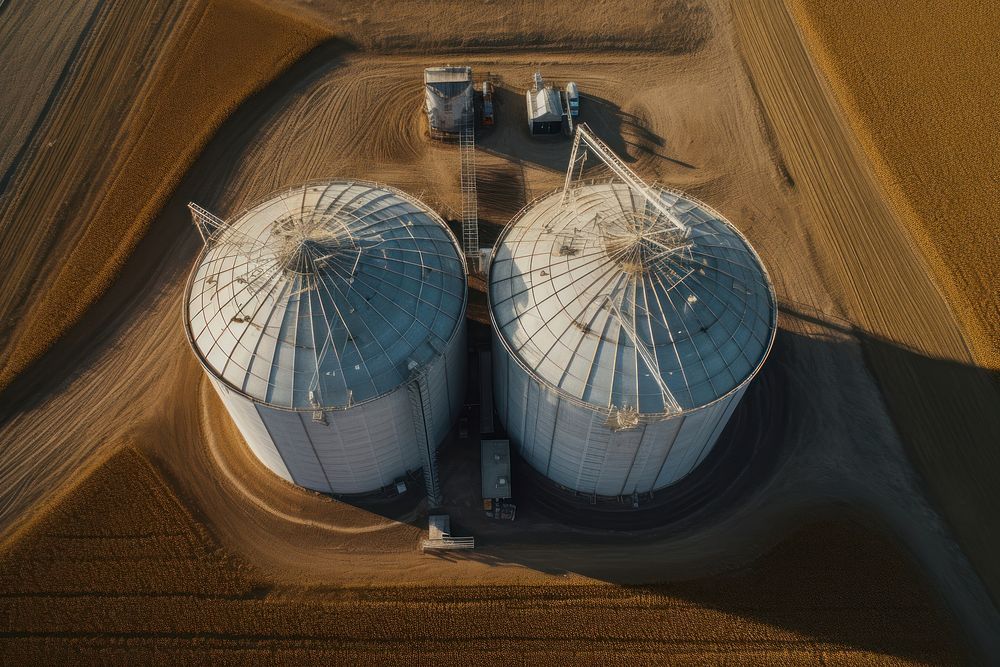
(459, 107), (480, 274)
(407, 369), (442, 508)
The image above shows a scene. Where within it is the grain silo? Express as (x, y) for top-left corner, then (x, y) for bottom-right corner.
(184, 181), (467, 501)
(488, 126), (776, 498)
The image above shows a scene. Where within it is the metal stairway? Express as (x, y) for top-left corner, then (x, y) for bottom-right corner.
(459, 112), (480, 273)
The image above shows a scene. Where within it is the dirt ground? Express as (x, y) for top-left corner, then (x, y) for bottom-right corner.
(0, 0), (998, 661)
(0, 0), (327, 390)
(0, 446), (962, 664)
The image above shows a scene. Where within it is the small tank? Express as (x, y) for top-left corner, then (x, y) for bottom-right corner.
(482, 81), (495, 126)
(566, 82), (580, 117)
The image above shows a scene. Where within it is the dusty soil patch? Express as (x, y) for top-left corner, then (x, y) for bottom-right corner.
(0, 446), (963, 664)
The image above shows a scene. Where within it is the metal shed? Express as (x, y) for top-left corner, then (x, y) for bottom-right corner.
(526, 87), (564, 135)
(488, 139), (776, 497)
(185, 180), (467, 497)
(424, 66), (474, 134)
(481, 439), (512, 500)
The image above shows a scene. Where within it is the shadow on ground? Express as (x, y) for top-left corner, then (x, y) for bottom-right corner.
(477, 84), (695, 176)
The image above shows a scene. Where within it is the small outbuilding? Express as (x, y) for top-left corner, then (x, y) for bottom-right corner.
(481, 439), (512, 501)
(424, 66), (474, 134)
(526, 87), (564, 135)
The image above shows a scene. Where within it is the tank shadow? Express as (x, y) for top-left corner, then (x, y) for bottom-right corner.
(476, 84), (692, 175)
(397, 312), (984, 660)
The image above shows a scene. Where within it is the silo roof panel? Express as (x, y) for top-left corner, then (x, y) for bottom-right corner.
(489, 183), (776, 415)
(186, 181), (467, 410)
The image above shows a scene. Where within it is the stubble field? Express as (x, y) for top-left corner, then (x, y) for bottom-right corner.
(0, 447), (961, 665)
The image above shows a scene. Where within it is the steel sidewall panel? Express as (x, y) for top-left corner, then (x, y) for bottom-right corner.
(210, 323), (464, 496)
(208, 377), (293, 484)
(492, 344), (747, 495)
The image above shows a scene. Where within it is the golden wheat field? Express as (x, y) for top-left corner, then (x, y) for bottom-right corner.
(0, 447), (962, 665)
(788, 0), (1000, 371)
(0, 0), (328, 391)
(0, 0), (997, 661)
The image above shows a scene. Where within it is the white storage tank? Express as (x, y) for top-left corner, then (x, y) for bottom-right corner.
(424, 66), (474, 134)
(185, 180), (467, 495)
(489, 182), (776, 497)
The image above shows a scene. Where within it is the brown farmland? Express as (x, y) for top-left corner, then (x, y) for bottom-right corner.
(0, 0), (996, 662)
(0, 447), (962, 665)
(0, 0), (329, 390)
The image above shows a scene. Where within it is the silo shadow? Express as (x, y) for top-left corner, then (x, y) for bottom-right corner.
(417, 312), (985, 661)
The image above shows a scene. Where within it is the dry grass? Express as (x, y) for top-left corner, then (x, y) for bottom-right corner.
(787, 0), (1000, 370)
(0, 446), (963, 664)
(0, 0), (329, 391)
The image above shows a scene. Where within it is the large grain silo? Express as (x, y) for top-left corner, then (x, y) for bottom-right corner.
(185, 181), (467, 500)
(488, 126), (776, 498)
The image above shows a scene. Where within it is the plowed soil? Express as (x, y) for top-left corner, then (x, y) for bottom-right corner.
(0, 0), (997, 662)
(0, 446), (961, 665)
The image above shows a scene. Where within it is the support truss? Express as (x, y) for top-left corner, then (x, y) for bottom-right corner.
(561, 123), (688, 234)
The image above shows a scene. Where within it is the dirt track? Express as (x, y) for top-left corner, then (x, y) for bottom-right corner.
(732, 0), (1000, 616)
(0, 0), (997, 660)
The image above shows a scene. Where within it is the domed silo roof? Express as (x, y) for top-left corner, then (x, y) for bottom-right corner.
(185, 180), (467, 411)
(489, 182), (776, 416)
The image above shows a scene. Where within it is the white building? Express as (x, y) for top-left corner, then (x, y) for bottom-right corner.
(185, 181), (467, 497)
(424, 66), (473, 134)
(526, 73), (564, 135)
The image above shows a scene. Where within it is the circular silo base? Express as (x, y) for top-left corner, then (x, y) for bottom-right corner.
(502, 332), (789, 532)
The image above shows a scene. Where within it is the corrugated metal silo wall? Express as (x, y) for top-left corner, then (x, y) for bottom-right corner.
(425, 83), (472, 133)
(492, 336), (745, 496)
(209, 322), (465, 495)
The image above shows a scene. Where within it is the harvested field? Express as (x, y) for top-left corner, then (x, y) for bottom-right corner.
(0, 446), (963, 664)
(788, 1), (1000, 370)
(0, 0), (329, 391)
(732, 0), (1000, 612)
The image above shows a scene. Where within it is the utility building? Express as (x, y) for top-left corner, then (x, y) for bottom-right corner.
(481, 439), (515, 520)
(424, 66), (474, 134)
(526, 86), (564, 135)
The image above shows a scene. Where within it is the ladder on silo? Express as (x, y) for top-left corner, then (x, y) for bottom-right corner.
(407, 367), (442, 508)
(561, 123), (688, 234)
(459, 113), (480, 273)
